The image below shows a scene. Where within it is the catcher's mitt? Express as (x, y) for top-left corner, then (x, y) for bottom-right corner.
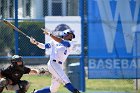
(29, 68), (50, 75)
(29, 69), (39, 75)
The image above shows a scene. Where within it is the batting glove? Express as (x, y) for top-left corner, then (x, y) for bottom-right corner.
(30, 37), (39, 45)
(41, 28), (52, 36)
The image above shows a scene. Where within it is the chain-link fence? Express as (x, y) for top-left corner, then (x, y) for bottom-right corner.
(86, 0), (140, 93)
(0, 0), (140, 93)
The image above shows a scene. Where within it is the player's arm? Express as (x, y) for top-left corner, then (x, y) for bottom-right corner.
(42, 28), (62, 43)
(24, 67), (49, 75)
(30, 37), (51, 49)
(30, 37), (45, 49)
(50, 34), (62, 43)
(0, 66), (10, 78)
(50, 35), (70, 47)
(24, 67), (38, 75)
(43, 29), (70, 47)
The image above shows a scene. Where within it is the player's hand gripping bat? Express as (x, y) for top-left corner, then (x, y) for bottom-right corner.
(3, 19), (31, 39)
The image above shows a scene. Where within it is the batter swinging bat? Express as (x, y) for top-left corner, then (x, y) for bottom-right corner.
(3, 20), (30, 39)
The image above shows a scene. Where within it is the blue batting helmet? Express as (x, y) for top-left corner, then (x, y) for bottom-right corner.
(54, 24), (75, 39)
(54, 24), (70, 31)
(61, 29), (75, 39)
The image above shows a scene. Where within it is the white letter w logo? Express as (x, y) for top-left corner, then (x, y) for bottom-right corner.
(97, 0), (140, 53)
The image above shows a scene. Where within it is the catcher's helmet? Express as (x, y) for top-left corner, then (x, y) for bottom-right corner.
(11, 55), (23, 64)
(61, 29), (75, 39)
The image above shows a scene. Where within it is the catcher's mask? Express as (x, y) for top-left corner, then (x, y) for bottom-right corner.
(61, 29), (75, 41)
(11, 55), (24, 66)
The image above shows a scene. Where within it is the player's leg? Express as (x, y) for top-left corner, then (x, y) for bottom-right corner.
(48, 61), (80, 93)
(0, 78), (5, 92)
(48, 60), (70, 84)
(16, 80), (30, 93)
(0, 87), (4, 92)
(32, 61), (51, 93)
(33, 77), (51, 93)
(0, 78), (10, 92)
(50, 76), (61, 92)
(73, 89), (81, 93)
(64, 83), (80, 93)
(34, 76), (61, 93)
(7, 80), (30, 93)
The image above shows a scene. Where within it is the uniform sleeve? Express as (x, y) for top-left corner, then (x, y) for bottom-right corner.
(24, 67), (31, 74)
(37, 43), (45, 49)
(45, 43), (51, 48)
(37, 41), (53, 49)
(45, 40), (54, 48)
(60, 40), (71, 47)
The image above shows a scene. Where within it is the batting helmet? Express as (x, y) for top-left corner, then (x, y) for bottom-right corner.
(11, 55), (23, 64)
(61, 29), (75, 39)
(54, 24), (71, 31)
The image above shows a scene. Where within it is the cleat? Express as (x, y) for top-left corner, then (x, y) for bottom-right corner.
(31, 89), (36, 93)
(73, 89), (80, 93)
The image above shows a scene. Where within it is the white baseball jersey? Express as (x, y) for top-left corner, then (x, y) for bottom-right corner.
(50, 40), (74, 62)
(38, 40), (74, 63)
(37, 39), (74, 92)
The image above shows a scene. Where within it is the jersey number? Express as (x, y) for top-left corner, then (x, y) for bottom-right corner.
(64, 50), (67, 55)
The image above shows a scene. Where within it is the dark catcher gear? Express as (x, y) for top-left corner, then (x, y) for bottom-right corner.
(0, 55), (31, 93)
(11, 55), (24, 66)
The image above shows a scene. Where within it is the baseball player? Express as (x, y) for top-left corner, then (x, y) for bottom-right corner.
(30, 28), (80, 93)
(0, 55), (38, 93)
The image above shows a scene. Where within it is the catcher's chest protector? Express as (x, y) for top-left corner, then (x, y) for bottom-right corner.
(2, 66), (25, 84)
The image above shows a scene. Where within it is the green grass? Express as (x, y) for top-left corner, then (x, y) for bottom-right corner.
(86, 79), (135, 92)
(3, 75), (139, 93)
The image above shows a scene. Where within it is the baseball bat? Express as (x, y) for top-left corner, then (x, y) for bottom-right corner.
(3, 20), (30, 39)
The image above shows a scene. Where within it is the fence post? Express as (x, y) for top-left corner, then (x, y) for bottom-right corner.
(79, 0), (85, 92)
(14, 0), (19, 55)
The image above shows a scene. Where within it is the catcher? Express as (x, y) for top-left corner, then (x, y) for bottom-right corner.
(0, 55), (38, 93)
